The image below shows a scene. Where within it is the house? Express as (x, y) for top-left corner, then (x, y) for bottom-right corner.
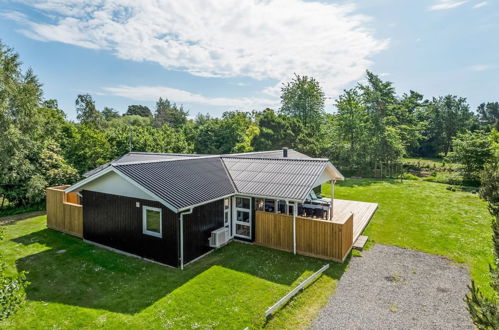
(46, 148), (377, 269)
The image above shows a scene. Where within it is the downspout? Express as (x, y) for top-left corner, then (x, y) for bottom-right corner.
(293, 201), (297, 254)
(179, 208), (193, 270)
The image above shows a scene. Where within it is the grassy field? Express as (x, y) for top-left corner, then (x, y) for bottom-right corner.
(0, 178), (493, 328)
(0, 215), (346, 329)
(323, 179), (494, 296)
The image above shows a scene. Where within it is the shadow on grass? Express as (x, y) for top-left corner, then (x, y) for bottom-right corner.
(13, 229), (347, 314)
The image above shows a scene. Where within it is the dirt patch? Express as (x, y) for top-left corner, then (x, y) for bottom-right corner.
(0, 211), (46, 226)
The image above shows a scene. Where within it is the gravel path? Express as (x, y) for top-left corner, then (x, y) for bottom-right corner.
(312, 244), (473, 330)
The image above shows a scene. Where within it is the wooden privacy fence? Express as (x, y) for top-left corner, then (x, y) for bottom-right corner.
(255, 211), (353, 262)
(46, 185), (83, 238)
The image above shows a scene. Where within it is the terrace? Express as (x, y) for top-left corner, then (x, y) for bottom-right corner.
(253, 187), (378, 262)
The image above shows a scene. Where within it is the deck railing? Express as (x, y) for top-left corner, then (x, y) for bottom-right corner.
(255, 210), (353, 262)
(46, 185), (83, 237)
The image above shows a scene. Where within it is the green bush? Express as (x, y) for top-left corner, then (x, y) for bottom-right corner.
(402, 173), (420, 180)
(0, 229), (29, 321)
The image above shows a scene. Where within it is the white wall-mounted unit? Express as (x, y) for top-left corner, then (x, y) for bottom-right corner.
(209, 227), (230, 248)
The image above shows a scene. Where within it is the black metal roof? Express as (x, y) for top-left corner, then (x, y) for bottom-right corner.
(114, 156), (235, 211)
(227, 149), (310, 159)
(83, 152), (204, 177)
(76, 149), (343, 212)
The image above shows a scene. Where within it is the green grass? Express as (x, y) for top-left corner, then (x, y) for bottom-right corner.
(0, 216), (346, 329)
(1, 178), (493, 328)
(323, 179), (494, 296)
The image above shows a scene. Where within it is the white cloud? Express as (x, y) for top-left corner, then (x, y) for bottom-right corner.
(429, 0), (468, 10)
(103, 85), (278, 109)
(5, 0), (388, 102)
(473, 1), (488, 8)
(469, 64), (494, 71)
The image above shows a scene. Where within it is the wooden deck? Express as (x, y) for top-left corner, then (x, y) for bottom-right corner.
(331, 199), (378, 242)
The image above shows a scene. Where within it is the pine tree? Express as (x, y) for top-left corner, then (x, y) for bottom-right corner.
(464, 163), (499, 329)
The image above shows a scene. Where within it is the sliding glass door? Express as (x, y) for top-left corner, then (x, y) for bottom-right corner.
(233, 196), (252, 239)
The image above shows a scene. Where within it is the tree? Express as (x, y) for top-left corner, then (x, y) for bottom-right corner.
(280, 74), (325, 131)
(0, 228), (28, 321)
(396, 91), (427, 155)
(194, 111), (254, 154)
(0, 42), (46, 206)
(125, 105), (152, 118)
(358, 71), (405, 167)
(75, 94), (103, 127)
(465, 132), (499, 329)
(102, 107), (120, 120)
(334, 88), (370, 168)
(64, 125), (112, 175)
(252, 109), (299, 151)
(448, 131), (493, 180)
(425, 95), (477, 156)
(479, 163), (499, 218)
(477, 102), (499, 131)
(153, 97), (188, 128)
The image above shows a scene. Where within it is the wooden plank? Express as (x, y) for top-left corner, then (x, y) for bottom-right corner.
(266, 264), (330, 318)
(255, 211), (292, 252)
(353, 235), (368, 250)
(46, 186), (83, 238)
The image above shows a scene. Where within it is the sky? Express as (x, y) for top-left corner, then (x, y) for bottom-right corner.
(1, 0), (498, 120)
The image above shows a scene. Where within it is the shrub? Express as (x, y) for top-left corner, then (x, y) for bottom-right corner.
(0, 229), (29, 321)
(402, 173), (419, 180)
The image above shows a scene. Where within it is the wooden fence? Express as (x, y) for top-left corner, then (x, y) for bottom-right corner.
(255, 210), (353, 262)
(46, 186), (83, 238)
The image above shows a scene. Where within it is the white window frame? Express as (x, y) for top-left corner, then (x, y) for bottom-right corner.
(233, 196), (252, 239)
(224, 198), (232, 236)
(142, 206), (162, 238)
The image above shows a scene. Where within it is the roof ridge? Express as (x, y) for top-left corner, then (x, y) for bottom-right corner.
(219, 157), (239, 194)
(221, 156), (329, 161)
(113, 154), (220, 167)
(127, 151), (207, 156)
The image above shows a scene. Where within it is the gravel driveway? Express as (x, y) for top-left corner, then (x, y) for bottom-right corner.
(312, 244), (473, 330)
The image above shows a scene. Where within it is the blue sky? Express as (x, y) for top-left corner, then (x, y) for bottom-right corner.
(1, 0), (498, 120)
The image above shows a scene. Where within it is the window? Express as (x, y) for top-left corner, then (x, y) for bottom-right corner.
(264, 199), (276, 212)
(234, 196), (251, 239)
(237, 210), (250, 223)
(224, 198), (230, 227)
(143, 206), (162, 238)
(278, 200), (287, 214)
(255, 198), (264, 211)
(236, 197), (250, 209)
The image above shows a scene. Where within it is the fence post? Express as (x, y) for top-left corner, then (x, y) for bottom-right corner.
(293, 202), (297, 254)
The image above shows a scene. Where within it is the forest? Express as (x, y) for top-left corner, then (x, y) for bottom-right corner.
(1, 41), (498, 210)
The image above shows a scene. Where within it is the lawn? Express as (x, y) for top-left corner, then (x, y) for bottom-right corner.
(0, 178), (493, 328)
(323, 179), (494, 296)
(0, 215), (346, 329)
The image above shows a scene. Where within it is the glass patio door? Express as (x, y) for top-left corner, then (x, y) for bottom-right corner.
(233, 196), (252, 239)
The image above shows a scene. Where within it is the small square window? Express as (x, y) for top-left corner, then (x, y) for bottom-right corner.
(265, 199), (276, 213)
(236, 197), (250, 209)
(143, 206), (162, 238)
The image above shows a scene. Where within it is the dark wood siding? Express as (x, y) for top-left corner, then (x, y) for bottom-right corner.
(82, 190), (179, 267)
(183, 198), (225, 263)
